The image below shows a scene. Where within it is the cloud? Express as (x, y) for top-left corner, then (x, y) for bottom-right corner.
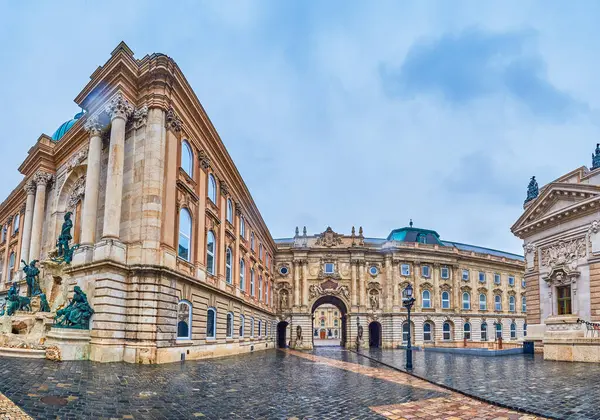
(381, 27), (585, 120)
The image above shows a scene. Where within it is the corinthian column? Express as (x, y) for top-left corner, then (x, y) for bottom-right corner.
(293, 260), (300, 308)
(19, 181), (36, 264)
(102, 93), (133, 240)
(29, 171), (52, 261)
(81, 116), (103, 245)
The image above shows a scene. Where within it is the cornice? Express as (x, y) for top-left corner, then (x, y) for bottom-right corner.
(17, 134), (56, 178)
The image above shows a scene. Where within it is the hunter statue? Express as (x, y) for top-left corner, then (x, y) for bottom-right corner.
(55, 286), (94, 329)
(22, 259), (42, 297)
(5, 282), (30, 316)
(53, 212), (78, 264)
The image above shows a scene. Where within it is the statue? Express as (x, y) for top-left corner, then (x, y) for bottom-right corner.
(6, 282), (30, 315)
(280, 292), (288, 309)
(296, 325), (303, 343)
(357, 324), (363, 341)
(54, 286), (94, 329)
(295, 226), (299, 237)
(21, 259), (41, 297)
(53, 212), (78, 264)
(39, 293), (50, 312)
(524, 176), (539, 204)
(593, 143), (600, 170)
(370, 293), (379, 309)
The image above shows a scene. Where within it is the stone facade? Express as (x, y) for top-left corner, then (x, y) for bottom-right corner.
(313, 304), (341, 340)
(275, 226), (526, 350)
(512, 157), (600, 362)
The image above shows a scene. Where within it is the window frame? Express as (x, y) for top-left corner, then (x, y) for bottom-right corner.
(510, 322), (517, 339)
(181, 140), (194, 177)
(178, 208), (192, 262)
(441, 266), (449, 279)
(478, 271), (486, 283)
(522, 296), (526, 313)
(324, 263), (335, 274)
(509, 295), (515, 312)
(494, 295), (502, 311)
(258, 275), (263, 302)
(494, 273), (501, 285)
(401, 264), (410, 276)
(206, 307), (217, 339)
(423, 322), (433, 341)
(13, 214), (19, 234)
(479, 293), (487, 310)
(422, 290), (431, 308)
(508, 275), (515, 286)
(462, 269), (469, 281)
(206, 230), (216, 275)
(240, 216), (245, 238)
(443, 322), (452, 341)
(441, 291), (450, 309)
(481, 323), (488, 341)
(462, 292), (470, 310)
(176, 300), (193, 340)
(225, 247), (233, 284)
(208, 174), (217, 204)
(463, 322), (471, 340)
(250, 317), (255, 338)
(250, 268), (255, 297)
(226, 312), (234, 338)
(495, 322), (502, 339)
(239, 314), (245, 338)
(421, 265), (430, 278)
(226, 198), (233, 224)
(239, 259), (246, 291)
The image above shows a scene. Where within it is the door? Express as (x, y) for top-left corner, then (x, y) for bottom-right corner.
(320, 329), (326, 339)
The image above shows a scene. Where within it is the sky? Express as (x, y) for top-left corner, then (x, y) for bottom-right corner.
(1, 0), (600, 255)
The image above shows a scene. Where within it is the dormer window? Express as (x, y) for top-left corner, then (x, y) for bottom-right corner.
(324, 263), (334, 274)
(417, 233), (426, 244)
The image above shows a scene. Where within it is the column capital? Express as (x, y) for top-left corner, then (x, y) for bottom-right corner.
(105, 93), (134, 121)
(199, 149), (211, 170)
(234, 202), (242, 217)
(33, 171), (53, 187)
(133, 105), (149, 129)
(19, 203), (26, 215)
(84, 115), (103, 136)
(220, 180), (229, 196)
(165, 105), (183, 132)
(24, 180), (36, 195)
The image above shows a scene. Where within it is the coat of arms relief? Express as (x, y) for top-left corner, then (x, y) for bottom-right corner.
(541, 237), (586, 287)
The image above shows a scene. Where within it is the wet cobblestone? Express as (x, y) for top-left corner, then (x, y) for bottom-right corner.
(360, 349), (600, 420)
(0, 350), (446, 419)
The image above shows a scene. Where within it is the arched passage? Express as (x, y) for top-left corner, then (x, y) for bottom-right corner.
(368, 321), (382, 348)
(311, 295), (348, 347)
(277, 321), (289, 348)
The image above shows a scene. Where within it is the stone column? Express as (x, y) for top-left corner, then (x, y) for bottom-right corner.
(293, 260), (300, 308)
(102, 93), (133, 240)
(392, 260), (401, 309)
(351, 260), (358, 307)
(301, 260), (308, 308)
(29, 171), (52, 261)
(19, 181), (36, 264)
(359, 261), (366, 308)
(3, 218), (11, 282)
(80, 116), (103, 246)
(384, 255), (392, 311)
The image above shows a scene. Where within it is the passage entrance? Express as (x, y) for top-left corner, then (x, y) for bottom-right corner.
(369, 321), (382, 348)
(277, 321), (289, 348)
(311, 296), (348, 347)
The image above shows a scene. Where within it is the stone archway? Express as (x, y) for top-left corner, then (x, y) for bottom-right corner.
(311, 295), (348, 347)
(368, 321), (382, 348)
(277, 321), (289, 348)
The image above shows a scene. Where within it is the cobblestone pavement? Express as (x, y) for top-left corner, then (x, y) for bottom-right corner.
(0, 392), (31, 419)
(359, 348), (600, 420)
(308, 348), (546, 420)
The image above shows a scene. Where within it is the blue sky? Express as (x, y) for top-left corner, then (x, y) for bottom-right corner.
(1, 0), (600, 254)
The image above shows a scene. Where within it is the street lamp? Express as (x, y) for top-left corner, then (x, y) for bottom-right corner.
(402, 283), (416, 370)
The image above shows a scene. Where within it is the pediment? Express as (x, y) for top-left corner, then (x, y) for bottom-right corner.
(512, 182), (600, 237)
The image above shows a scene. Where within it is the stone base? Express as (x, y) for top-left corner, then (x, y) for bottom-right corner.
(544, 338), (600, 362)
(72, 245), (94, 265)
(156, 340), (275, 364)
(46, 327), (91, 361)
(93, 239), (126, 264)
(0, 347), (46, 359)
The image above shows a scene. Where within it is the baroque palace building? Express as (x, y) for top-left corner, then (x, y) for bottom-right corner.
(0, 42), (525, 363)
(512, 146), (600, 362)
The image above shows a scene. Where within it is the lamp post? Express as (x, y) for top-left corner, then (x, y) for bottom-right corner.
(403, 283), (416, 370)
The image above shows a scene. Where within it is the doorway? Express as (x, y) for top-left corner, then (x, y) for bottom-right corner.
(311, 295), (348, 347)
(369, 321), (382, 348)
(277, 321), (289, 348)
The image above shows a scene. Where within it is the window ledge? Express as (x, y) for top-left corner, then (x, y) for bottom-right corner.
(175, 339), (193, 345)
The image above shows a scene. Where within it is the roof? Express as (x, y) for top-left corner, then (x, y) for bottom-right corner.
(442, 241), (524, 262)
(386, 227), (443, 245)
(51, 111), (84, 141)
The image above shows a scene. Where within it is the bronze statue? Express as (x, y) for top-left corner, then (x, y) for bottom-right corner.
(53, 212), (78, 264)
(21, 259), (41, 297)
(55, 286), (94, 329)
(6, 282), (30, 315)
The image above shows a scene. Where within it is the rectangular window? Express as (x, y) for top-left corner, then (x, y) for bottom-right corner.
(522, 278), (526, 288)
(462, 269), (469, 281)
(324, 263), (334, 274)
(421, 265), (430, 278)
(557, 285), (572, 315)
(494, 273), (501, 285)
(508, 276), (515, 286)
(441, 266), (449, 279)
(479, 272), (485, 283)
(401, 264), (410, 276)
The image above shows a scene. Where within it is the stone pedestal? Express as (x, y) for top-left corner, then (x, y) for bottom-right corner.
(542, 315), (600, 362)
(46, 327), (91, 361)
(93, 239), (126, 264)
(72, 245), (94, 266)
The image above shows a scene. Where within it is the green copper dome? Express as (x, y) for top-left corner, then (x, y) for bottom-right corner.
(51, 111), (85, 141)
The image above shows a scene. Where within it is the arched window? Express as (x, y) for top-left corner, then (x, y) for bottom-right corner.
(250, 268), (255, 296)
(462, 292), (470, 310)
(402, 322), (411, 343)
(226, 312), (234, 338)
(258, 275), (263, 301)
(495, 295), (502, 311)
(509, 296), (515, 312)
(422, 290), (431, 308)
(510, 322), (517, 339)
(226, 198), (233, 224)
(250, 232), (255, 251)
(239, 315), (245, 337)
(240, 216), (245, 238)
(258, 320), (262, 337)
(495, 322), (502, 339)
(8, 252), (15, 282)
(522, 296), (526, 312)
(479, 294), (487, 310)
(481, 322), (488, 341)
(443, 322), (452, 340)
(250, 317), (255, 338)
(177, 300), (192, 340)
(13, 214), (19, 234)
(181, 140), (193, 177)
(463, 322), (471, 340)
(441, 291), (450, 309)
(206, 308), (216, 339)
(423, 322), (433, 341)
(178, 208), (192, 261)
(208, 174), (217, 204)
(239, 259), (246, 291)
(225, 247), (233, 284)
(206, 231), (216, 275)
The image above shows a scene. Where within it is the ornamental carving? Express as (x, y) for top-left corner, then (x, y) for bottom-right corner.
(166, 106), (182, 132)
(234, 202), (242, 217)
(369, 290), (380, 309)
(589, 220), (600, 235)
(523, 243), (536, 256)
(105, 93), (134, 121)
(461, 285), (472, 292)
(439, 283), (452, 292)
(419, 282), (434, 291)
(541, 238), (586, 270)
(83, 115), (103, 136)
(24, 180), (36, 195)
(199, 150), (211, 170)
(315, 227), (343, 247)
(33, 171), (53, 187)
(317, 260), (342, 280)
(477, 287), (488, 294)
(66, 147), (89, 171)
(133, 105), (148, 129)
(367, 281), (381, 291)
(220, 180), (229, 196)
(67, 176), (86, 209)
(309, 280), (349, 300)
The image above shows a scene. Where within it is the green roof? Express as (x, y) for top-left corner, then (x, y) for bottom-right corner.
(51, 111), (84, 141)
(386, 227), (444, 245)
